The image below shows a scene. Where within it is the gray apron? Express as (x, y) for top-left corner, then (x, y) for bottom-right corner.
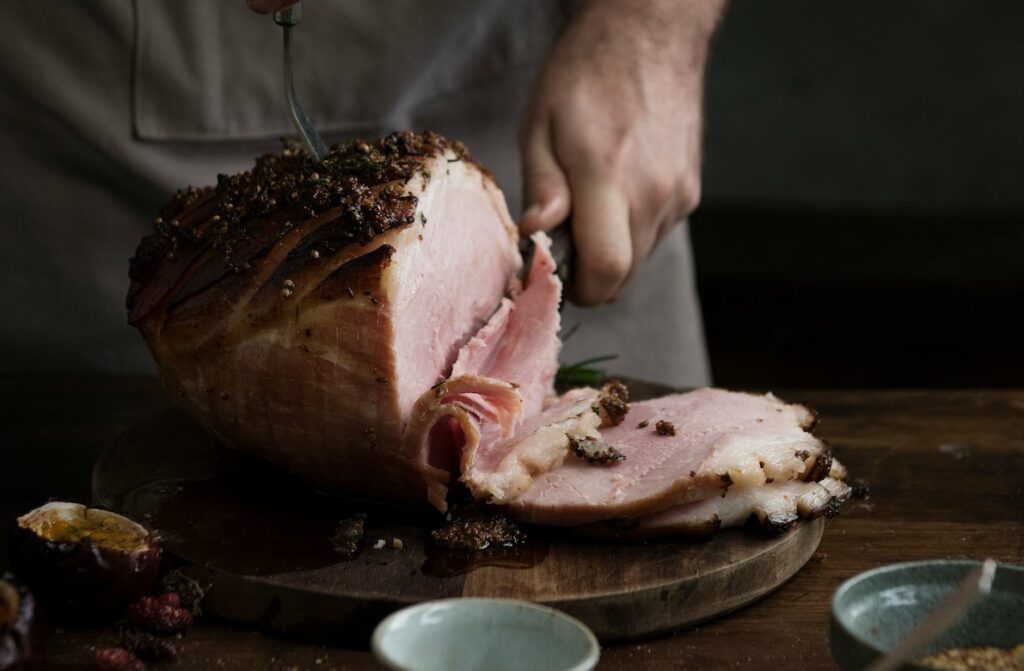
(0, 0), (709, 387)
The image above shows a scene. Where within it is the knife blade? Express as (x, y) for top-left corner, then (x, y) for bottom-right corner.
(519, 222), (575, 292)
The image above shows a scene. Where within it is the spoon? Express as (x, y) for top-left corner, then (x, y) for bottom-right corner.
(865, 558), (998, 671)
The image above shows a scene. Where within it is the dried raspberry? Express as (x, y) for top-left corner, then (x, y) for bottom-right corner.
(125, 594), (193, 635)
(120, 629), (179, 661)
(155, 592), (181, 608)
(160, 570), (208, 616)
(90, 647), (146, 671)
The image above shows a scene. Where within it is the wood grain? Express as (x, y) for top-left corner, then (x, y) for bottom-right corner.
(3, 377), (1022, 670)
(91, 380), (825, 642)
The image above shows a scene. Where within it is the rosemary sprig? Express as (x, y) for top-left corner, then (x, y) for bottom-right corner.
(556, 354), (619, 387)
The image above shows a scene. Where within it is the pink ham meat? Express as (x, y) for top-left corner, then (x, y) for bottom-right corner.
(128, 133), (536, 506)
(506, 389), (831, 526)
(404, 234), (607, 509)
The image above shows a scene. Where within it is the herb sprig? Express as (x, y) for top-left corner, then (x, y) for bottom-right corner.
(556, 354), (619, 387)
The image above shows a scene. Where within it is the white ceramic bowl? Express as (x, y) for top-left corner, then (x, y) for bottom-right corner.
(371, 598), (600, 671)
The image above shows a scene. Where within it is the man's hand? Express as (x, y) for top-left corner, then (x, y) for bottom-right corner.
(520, 0), (723, 305)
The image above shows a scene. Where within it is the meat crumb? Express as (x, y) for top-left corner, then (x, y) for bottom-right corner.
(330, 514), (367, 557)
(655, 420), (676, 436)
(430, 509), (526, 551)
(637, 420), (649, 429)
(569, 435), (626, 465)
(372, 539), (386, 550)
(851, 478), (871, 499)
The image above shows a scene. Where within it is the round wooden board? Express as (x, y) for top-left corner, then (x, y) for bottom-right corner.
(93, 390), (825, 643)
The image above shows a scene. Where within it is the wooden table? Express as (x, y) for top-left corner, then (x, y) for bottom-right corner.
(2, 376), (1022, 670)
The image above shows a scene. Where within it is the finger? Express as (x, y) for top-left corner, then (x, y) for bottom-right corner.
(247, 0), (297, 14)
(631, 192), (677, 268)
(567, 175), (632, 306)
(520, 116), (571, 234)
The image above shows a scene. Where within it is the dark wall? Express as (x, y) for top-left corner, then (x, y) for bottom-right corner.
(693, 1), (1024, 388)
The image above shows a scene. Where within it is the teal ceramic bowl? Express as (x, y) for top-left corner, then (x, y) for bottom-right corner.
(372, 598), (600, 671)
(831, 560), (1024, 670)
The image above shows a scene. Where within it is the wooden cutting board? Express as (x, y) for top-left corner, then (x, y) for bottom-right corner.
(92, 381), (825, 643)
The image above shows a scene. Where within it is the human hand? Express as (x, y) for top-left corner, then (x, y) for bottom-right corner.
(520, 0), (723, 305)
(246, 0), (298, 14)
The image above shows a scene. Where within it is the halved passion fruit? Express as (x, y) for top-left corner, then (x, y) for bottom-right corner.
(0, 574), (44, 671)
(12, 502), (161, 623)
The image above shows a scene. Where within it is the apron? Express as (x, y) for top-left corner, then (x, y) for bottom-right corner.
(0, 0), (709, 387)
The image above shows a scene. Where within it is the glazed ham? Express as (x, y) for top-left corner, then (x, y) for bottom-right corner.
(129, 131), (849, 533)
(129, 133), (531, 505)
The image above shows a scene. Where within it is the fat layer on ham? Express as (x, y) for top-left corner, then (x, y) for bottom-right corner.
(581, 461), (852, 540)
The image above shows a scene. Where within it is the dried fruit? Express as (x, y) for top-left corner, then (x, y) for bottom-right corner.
(126, 594), (192, 635)
(119, 629), (178, 661)
(159, 569), (208, 616)
(12, 502), (161, 623)
(90, 647), (145, 671)
(0, 574), (44, 671)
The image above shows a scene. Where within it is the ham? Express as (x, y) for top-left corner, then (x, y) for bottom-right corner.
(128, 133), (531, 506)
(580, 461), (852, 539)
(128, 130), (850, 534)
(506, 389), (831, 526)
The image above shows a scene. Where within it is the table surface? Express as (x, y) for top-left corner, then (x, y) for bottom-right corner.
(2, 376), (1022, 670)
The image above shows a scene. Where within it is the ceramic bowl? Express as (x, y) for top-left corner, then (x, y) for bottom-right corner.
(372, 598), (600, 671)
(831, 560), (1024, 670)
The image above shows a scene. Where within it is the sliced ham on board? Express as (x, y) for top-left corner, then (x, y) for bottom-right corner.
(506, 389), (832, 526)
(128, 130), (851, 531)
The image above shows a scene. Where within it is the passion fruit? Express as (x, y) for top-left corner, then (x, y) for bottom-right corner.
(0, 574), (44, 671)
(12, 502), (161, 623)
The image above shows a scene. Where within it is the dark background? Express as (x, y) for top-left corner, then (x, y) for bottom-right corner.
(692, 1), (1024, 388)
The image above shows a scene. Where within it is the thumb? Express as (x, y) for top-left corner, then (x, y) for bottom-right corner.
(520, 117), (571, 234)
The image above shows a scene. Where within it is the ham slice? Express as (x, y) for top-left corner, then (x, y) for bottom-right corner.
(581, 461), (851, 539)
(402, 233), (609, 508)
(506, 389), (830, 526)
